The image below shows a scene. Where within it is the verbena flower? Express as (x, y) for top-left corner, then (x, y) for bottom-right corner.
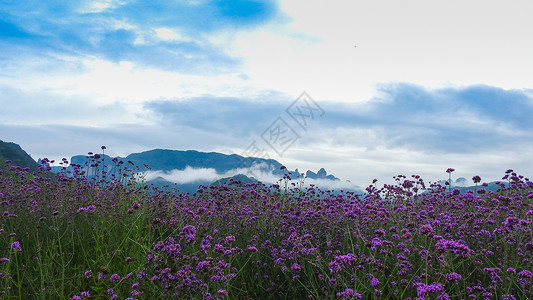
(109, 274), (120, 282)
(10, 241), (22, 252)
(416, 282), (444, 296)
(445, 272), (462, 283)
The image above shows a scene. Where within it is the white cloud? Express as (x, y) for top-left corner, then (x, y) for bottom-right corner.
(154, 27), (190, 42)
(80, 0), (126, 13)
(141, 162), (362, 192)
(144, 166), (219, 184)
(143, 162), (279, 185)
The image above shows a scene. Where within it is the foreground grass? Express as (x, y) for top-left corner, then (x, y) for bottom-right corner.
(1, 159), (532, 299)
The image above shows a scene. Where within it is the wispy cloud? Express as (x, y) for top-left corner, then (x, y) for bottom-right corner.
(143, 161), (278, 185)
(142, 164), (361, 192)
(0, 0), (281, 74)
(144, 166), (220, 184)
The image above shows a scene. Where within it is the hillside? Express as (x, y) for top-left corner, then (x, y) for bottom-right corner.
(0, 139), (39, 171)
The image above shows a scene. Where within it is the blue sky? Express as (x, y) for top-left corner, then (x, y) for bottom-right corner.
(1, 0), (533, 186)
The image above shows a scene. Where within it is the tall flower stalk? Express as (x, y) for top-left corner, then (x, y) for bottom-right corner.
(446, 168), (455, 193)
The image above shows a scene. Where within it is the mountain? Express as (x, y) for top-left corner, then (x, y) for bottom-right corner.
(436, 177), (469, 187)
(455, 177), (468, 187)
(128, 149), (285, 174)
(0, 140), (39, 172)
(69, 149), (284, 175)
(57, 149), (351, 193)
(304, 168), (340, 181)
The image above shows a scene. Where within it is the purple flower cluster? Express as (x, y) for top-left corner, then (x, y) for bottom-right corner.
(10, 241), (22, 252)
(2, 158), (533, 298)
(336, 288), (362, 299)
(435, 239), (475, 258)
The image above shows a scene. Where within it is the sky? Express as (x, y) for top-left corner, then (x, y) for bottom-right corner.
(1, 0), (533, 187)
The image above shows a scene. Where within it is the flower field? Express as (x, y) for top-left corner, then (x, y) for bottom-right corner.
(1, 155), (532, 299)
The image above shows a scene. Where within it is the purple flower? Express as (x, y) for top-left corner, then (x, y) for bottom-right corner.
(371, 237), (383, 247)
(84, 270), (92, 278)
(445, 272), (462, 283)
(329, 253), (357, 273)
(416, 282), (444, 296)
(109, 273), (120, 282)
(419, 224), (435, 235)
(225, 235), (236, 243)
(402, 180), (414, 189)
(370, 277), (380, 286)
(10, 241), (22, 252)
(137, 271), (146, 280)
(336, 288), (362, 299)
(518, 270), (533, 278)
(80, 291), (90, 297)
(291, 263), (303, 272)
(435, 239), (474, 258)
(196, 260), (211, 271)
(182, 225), (197, 243)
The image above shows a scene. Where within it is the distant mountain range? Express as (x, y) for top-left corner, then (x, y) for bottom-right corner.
(55, 149), (349, 193)
(71, 149), (286, 175)
(2, 139), (505, 195)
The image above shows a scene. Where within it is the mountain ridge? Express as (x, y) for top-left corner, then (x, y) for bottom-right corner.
(0, 139), (40, 172)
(60, 148), (347, 193)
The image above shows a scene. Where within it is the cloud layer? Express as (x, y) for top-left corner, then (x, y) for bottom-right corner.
(3, 82), (531, 186)
(142, 164), (362, 192)
(2, 1), (533, 187)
